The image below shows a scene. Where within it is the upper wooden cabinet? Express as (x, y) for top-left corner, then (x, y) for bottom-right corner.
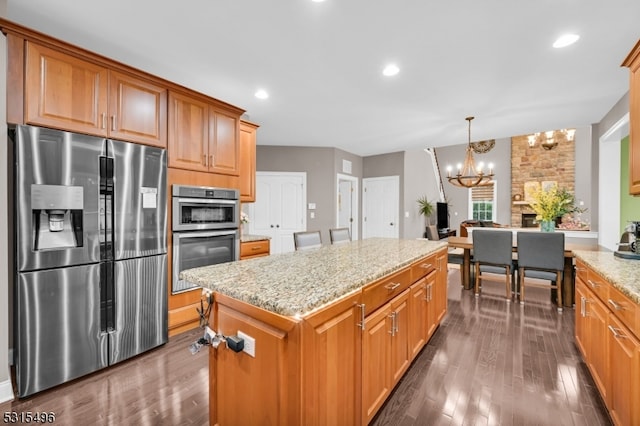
(623, 40), (640, 195)
(239, 120), (259, 202)
(24, 42), (167, 147)
(168, 90), (241, 175)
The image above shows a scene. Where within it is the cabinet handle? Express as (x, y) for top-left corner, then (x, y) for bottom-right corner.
(385, 282), (401, 291)
(203, 154), (207, 166)
(251, 246), (261, 251)
(111, 115), (117, 131)
(580, 296), (586, 317)
(608, 325), (627, 339)
(388, 312), (396, 336)
(209, 155), (213, 166)
(607, 299), (623, 311)
(587, 279), (601, 289)
(420, 263), (433, 269)
(101, 113), (106, 129)
(357, 304), (365, 331)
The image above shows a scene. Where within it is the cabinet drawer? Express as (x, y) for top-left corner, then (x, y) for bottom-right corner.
(575, 260), (589, 284)
(241, 240), (270, 259)
(607, 284), (639, 339)
(585, 268), (609, 304)
(363, 268), (411, 316)
(411, 254), (436, 282)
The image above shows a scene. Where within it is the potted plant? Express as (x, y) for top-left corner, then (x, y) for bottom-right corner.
(417, 196), (435, 225)
(527, 185), (575, 232)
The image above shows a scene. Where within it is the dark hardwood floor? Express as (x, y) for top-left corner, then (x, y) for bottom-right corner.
(371, 267), (612, 426)
(1, 268), (611, 425)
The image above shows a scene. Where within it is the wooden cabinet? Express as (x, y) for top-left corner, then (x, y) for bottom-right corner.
(409, 278), (428, 359)
(434, 250), (448, 324)
(239, 120), (259, 202)
(240, 239), (270, 260)
(168, 90), (241, 176)
(574, 259), (640, 425)
(24, 42), (166, 147)
(623, 40), (640, 195)
(362, 288), (409, 424)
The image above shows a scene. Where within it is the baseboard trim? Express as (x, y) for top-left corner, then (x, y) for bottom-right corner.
(0, 378), (14, 403)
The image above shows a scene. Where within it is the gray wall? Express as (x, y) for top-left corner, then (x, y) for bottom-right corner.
(435, 137), (512, 235)
(256, 145), (364, 244)
(403, 149), (441, 239)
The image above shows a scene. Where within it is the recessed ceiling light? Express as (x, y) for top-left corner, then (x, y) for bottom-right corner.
(382, 63), (400, 77)
(254, 89), (269, 99)
(553, 34), (580, 48)
(311, 0), (326, 2)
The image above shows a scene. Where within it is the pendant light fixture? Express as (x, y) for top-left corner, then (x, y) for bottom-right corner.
(446, 116), (494, 188)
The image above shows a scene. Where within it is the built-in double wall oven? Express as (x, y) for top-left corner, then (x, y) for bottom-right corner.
(172, 185), (240, 294)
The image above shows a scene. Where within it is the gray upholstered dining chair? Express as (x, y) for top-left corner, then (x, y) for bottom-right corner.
(329, 227), (351, 244)
(516, 231), (565, 312)
(293, 230), (322, 251)
(472, 229), (516, 300)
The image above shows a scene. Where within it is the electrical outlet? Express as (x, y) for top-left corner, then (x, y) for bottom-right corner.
(237, 330), (255, 357)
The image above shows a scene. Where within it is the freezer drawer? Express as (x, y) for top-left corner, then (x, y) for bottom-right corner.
(15, 264), (106, 397)
(110, 254), (168, 364)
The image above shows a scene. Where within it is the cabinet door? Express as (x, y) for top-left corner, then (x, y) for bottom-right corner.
(168, 91), (209, 171)
(608, 313), (640, 426)
(389, 289), (410, 384)
(434, 250), (448, 323)
(409, 278), (428, 359)
(239, 121), (258, 202)
(302, 292), (362, 426)
(589, 295), (610, 403)
(208, 109), (239, 175)
(108, 70), (167, 147)
(425, 270), (438, 339)
(25, 42), (108, 136)
(362, 304), (392, 424)
(574, 278), (590, 358)
(627, 44), (640, 195)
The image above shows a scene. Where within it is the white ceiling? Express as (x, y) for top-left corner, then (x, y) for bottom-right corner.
(6, 0), (640, 156)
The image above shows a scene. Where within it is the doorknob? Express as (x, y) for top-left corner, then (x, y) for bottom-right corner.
(390, 222), (394, 226)
(270, 225), (274, 228)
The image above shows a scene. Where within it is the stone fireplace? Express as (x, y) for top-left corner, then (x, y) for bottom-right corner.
(510, 133), (575, 227)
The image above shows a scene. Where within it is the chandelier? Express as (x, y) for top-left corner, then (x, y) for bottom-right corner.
(527, 128), (575, 150)
(446, 116), (494, 188)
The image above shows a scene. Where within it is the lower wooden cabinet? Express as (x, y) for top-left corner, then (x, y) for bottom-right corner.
(574, 259), (640, 426)
(240, 239), (270, 259)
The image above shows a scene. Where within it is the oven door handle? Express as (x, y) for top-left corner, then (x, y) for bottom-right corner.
(175, 198), (238, 205)
(173, 230), (238, 239)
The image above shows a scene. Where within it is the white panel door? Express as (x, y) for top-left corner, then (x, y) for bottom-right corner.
(337, 174), (358, 240)
(249, 172), (306, 254)
(362, 176), (399, 239)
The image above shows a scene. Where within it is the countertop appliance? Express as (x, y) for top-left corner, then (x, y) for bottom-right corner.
(12, 125), (168, 397)
(614, 221), (640, 260)
(172, 185), (239, 294)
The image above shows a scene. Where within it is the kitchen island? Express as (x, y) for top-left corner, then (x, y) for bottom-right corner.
(180, 238), (448, 426)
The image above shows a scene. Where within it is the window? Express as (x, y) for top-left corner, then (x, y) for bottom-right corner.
(468, 181), (497, 221)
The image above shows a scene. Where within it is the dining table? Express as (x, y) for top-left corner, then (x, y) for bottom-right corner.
(447, 235), (600, 308)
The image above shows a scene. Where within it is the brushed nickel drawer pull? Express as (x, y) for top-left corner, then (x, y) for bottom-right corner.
(587, 279), (601, 289)
(608, 325), (627, 339)
(385, 282), (401, 291)
(101, 113), (106, 129)
(251, 246), (261, 251)
(420, 263), (433, 269)
(357, 304), (365, 331)
(607, 299), (623, 311)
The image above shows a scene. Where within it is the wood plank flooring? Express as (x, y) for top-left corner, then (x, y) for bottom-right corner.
(371, 267), (612, 426)
(1, 268), (611, 425)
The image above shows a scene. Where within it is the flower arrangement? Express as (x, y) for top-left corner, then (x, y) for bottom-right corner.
(240, 211), (249, 224)
(527, 185), (575, 222)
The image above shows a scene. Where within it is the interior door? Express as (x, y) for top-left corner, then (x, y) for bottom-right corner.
(337, 174), (358, 240)
(249, 172), (306, 254)
(362, 176), (399, 239)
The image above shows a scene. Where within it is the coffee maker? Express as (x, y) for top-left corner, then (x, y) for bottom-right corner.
(614, 221), (640, 259)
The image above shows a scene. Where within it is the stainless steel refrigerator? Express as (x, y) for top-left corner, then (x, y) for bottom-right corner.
(12, 125), (168, 397)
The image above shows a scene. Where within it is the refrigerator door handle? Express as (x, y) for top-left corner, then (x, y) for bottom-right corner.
(100, 262), (115, 333)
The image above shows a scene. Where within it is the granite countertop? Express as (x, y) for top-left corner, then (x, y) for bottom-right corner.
(573, 250), (640, 304)
(240, 234), (271, 243)
(180, 238), (447, 317)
